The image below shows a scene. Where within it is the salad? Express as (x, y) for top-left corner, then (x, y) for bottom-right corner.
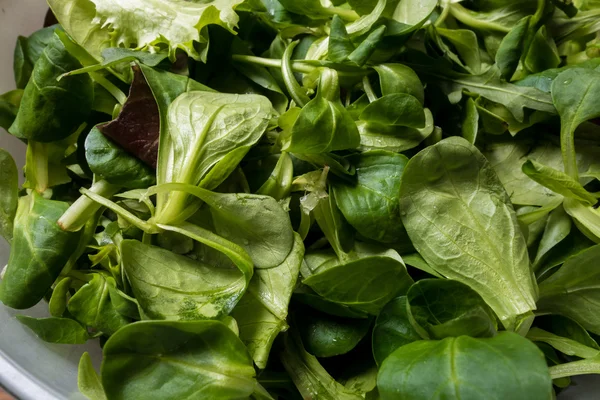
(1, 0), (600, 399)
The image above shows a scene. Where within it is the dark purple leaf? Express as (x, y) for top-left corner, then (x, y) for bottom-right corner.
(98, 67), (160, 168)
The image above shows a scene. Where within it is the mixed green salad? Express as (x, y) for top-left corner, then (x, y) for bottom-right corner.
(1, 0), (600, 399)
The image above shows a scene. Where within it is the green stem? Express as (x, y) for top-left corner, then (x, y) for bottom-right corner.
(449, 4), (511, 33)
(561, 122), (579, 179)
(362, 76), (378, 102)
(58, 180), (120, 232)
(319, 69), (340, 102)
(322, 7), (360, 21)
(435, 0), (452, 27)
(232, 55), (316, 74)
(27, 141), (48, 194)
(283, 41), (311, 107)
(549, 357), (600, 379)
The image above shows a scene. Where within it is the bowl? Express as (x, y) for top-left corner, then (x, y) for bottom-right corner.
(1, 1), (599, 399)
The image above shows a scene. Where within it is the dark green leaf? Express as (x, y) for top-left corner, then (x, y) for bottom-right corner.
(101, 320), (257, 400)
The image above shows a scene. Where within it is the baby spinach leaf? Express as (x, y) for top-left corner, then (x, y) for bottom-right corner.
(284, 68), (360, 154)
(563, 198), (600, 243)
(537, 244), (600, 334)
(257, 152), (294, 200)
(522, 159), (597, 205)
(101, 320), (257, 400)
(0, 149), (18, 243)
(461, 98), (479, 144)
(13, 25), (59, 89)
(377, 332), (553, 400)
(551, 68), (600, 179)
(16, 316), (89, 344)
(49, 278), (72, 318)
(151, 183), (294, 268)
(297, 306), (372, 358)
(85, 127), (156, 189)
(372, 296), (420, 366)
(407, 279), (498, 340)
(68, 274), (130, 335)
(399, 137), (538, 330)
(280, 328), (363, 400)
(527, 327), (600, 359)
(303, 243), (413, 315)
(156, 91), (272, 224)
(0, 89), (23, 130)
(9, 33), (93, 142)
(78, 352), (107, 400)
(333, 150), (408, 244)
(121, 239), (247, 321)
(373, 64), (424, 104)
(293, 285), (370, 319)
(359, 94), (426, 129)
(232, 233), (304, 368)
(538, 315), (600, 350)
(533, 205), (572, 270)
(0, 194), (82, 309)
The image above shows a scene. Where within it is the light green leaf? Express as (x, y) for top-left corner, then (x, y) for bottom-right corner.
(399, 137), (538, 329)
(0, 148), (18, 243)
(16, 316), (89, 344)
(78, 352), (107, 400)
(527, 327), (600, 359)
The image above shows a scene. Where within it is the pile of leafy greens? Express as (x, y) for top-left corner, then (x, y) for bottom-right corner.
(2, 0), (600, 398)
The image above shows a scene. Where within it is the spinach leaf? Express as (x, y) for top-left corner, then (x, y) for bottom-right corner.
(551, 68), (600, 179)
(68, 274), (130, 335)
(359, 94), (426, 129)
(0, 194), (82, 309)
(16, 316), (89, 344)
(101, 320), (257, 400)
(49, 278), (72, 317)
(549, 354), (600, 379)
(537, 244), (600, 334)
(0, 149), (18, 243)
(522, 159), (597, 205)
(377, 332), (553, 400)
(13, 25), (59, 89)
(533, 205), (572, 269)
(373, 64), (424, 104)
(231, 233), (304, 368)
(9, 33), (93, 142)
(297, 306), (372, 358)
(399, 137), (538, 329)
(85, 127), (156, 189)
(284, 68), (360, 154)
(155, 91), (272, 224)
(332, 150), (407, 244)
(303, 243), (413, 315)
(372, 296), (421, 366)
(78, 352), (107, 400)
(407, 279), (497, 340)
(527, 327), (599, 359)
(121, 239), (248, 321)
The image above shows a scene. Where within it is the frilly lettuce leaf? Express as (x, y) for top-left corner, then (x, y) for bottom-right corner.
(48, 0), (245, 62)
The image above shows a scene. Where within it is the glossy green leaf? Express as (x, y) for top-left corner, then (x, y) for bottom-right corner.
(407, 279), (497, 340)
(78, 352), (107, 400)
(527, 327), (599, 359)
(549, 354), (600, 379)
(399, 137), (538, 329)
(0, 194), (82, 309)
(285, 69), (360, 154)
(297, 306), (371, 358)
(378, 332), (553, 400)
(551, 68), (600, 179)
(333, 151), (407, 244)
(533, 205), (572, 269)
(85, 127), (156, 189)
(522, 159), (597, 205)
(9, 33), (93, 142)
(49, 278), (72, 318)
(13, 25), (59, 89)
(303, 243), (413, 315)
(359, 94), (425, 129)
(68, 274), (130, 335)
(101, 320), (256, 400)
(16, 316), (89, 344)
(372, 296), (420, 366)
(121, 239), (248, 321)
(373, 64), (424, 104)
